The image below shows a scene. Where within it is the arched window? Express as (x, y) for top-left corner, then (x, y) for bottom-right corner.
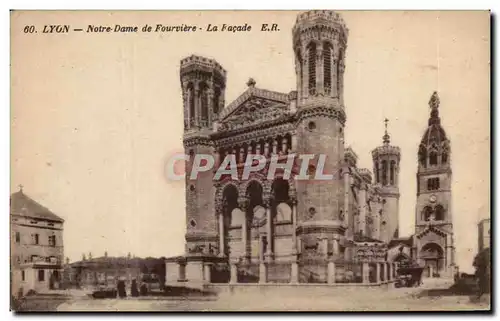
(381, 160), (388, 186)
(419, 145), (427, 168)
(422, 206), (433, 221)
(337, 49), (343, 96)
(390, 160), (396, 185)
(187, 83), (195, 125)
(323, 42), (332, 94)
(434, 205), (445, 221)
(296, 49), (303, 93)
(429, 151), (438, 166)
(307, 42), (317, 95)
(441, 151), (448, 164)
(199, 83), (209, 125)
(375, 161), (380, 183)
(213, 87), (221, 115)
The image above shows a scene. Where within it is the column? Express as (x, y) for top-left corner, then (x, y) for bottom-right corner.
(247, 145), (253, 161)
(256, 142), (262, 155)
(184, 89), (190, 128)
(194, 88), (200, 127)
(207, 89), (214, 126)
(316, 45), (323, 94)
(282, 138), (288, 154)
(265, 197), (273, 259)
(380, 262), (385, 282)
(218, 212), (225, 257)
(239, 147), (245, 164)
(387, 262), (391, 281)
(327, 260), (336, 284)
(259, 262), (267, 283)
(333, 238), (339, 256)
(291, 198), (298, 253)
(446, 234), (453, 275)
(429, 265), (434, 278)
(214, 150), (220, 173)
(343, 168), (350, 228)
(203, 263), (212, 283)
(291, 134), (297, 153)
(393, 263), (396, 278)
(375, 263), (380, 283)
(290, 260), (299, 284)
(362, 262), (370, 284)
(359, 185), (367, 235)
(264, 142), (270, 157)
(272, 139), (278, 155)
(230, 259), (238, 284)
(239, 197), (248, 262)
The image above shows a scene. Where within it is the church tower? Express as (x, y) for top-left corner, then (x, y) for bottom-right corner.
(292, 11), (349, 263)
(180, 55), (226, 256)
(371, 119), (401, 243)
(414, 91), (455, 277)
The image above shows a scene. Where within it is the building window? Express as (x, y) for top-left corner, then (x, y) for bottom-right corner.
(337, 50), (343, 95)
(323, 42), (332, 94)
(441, 152), (448, 164)
(307, 42), (317, 95)
(15, 231), (20, 244)
(38, 269), (45, 282)
(381, 160), (388, 186)
(390, 160), (396, 185)
(434, 205), (445, 221)
(188, 83), (195, 125)
(429, 151), (438, 166)
(32, 233), (39, 245)
(427, 178), (440, 191)
(21, 270), (25, 281)
(213, 87), (221, 114)
(48, 235), (56, 247)
(200, 82), (209, 125)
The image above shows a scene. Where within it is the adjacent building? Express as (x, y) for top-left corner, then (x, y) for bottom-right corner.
(10, 188), (65, 295)
(478, 218), (491, 252)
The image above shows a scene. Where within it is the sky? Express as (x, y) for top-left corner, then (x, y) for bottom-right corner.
(10, 11), (490, 272)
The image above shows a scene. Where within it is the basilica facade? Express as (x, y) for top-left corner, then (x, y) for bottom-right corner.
(165, 10), (405, 285)
(165, 10), (456, 286)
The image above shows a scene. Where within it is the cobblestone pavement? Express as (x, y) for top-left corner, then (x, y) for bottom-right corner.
(55, 278), (490, 312)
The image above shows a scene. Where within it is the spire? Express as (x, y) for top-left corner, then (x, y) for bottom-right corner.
(428, 91), (441, 126)
(383, 118), (390, 145)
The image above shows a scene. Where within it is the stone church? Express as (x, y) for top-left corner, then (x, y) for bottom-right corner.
(165, 10), (455, 285)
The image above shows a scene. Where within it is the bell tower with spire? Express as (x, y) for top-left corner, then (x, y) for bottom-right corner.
(414, 91), (455, 277)
(371, 118), (401, 243)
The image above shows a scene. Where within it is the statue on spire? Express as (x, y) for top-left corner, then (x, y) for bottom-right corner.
(383, 118), (390, 145)
(428, 91), (441, 126)
(429, 91), (440, 110)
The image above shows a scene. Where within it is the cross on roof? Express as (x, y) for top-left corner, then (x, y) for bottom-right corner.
(18, 184), (23, 192)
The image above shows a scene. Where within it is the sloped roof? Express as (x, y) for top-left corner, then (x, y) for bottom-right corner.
(10, 190), (64, 223)
(388, 236), (413, 249)
(219, 86), (289, 121)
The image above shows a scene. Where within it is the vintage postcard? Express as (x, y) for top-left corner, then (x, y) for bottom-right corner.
(10, 10), (490, 312)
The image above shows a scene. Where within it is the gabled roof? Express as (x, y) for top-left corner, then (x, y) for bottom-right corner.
(416, 224), (448, 239)
(10, 190), (64, 223)
(219, 86), (289, 121)
(388, 236), (413, 249)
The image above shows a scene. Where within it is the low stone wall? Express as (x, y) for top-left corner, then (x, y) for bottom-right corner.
(207, 281), (395, 297)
